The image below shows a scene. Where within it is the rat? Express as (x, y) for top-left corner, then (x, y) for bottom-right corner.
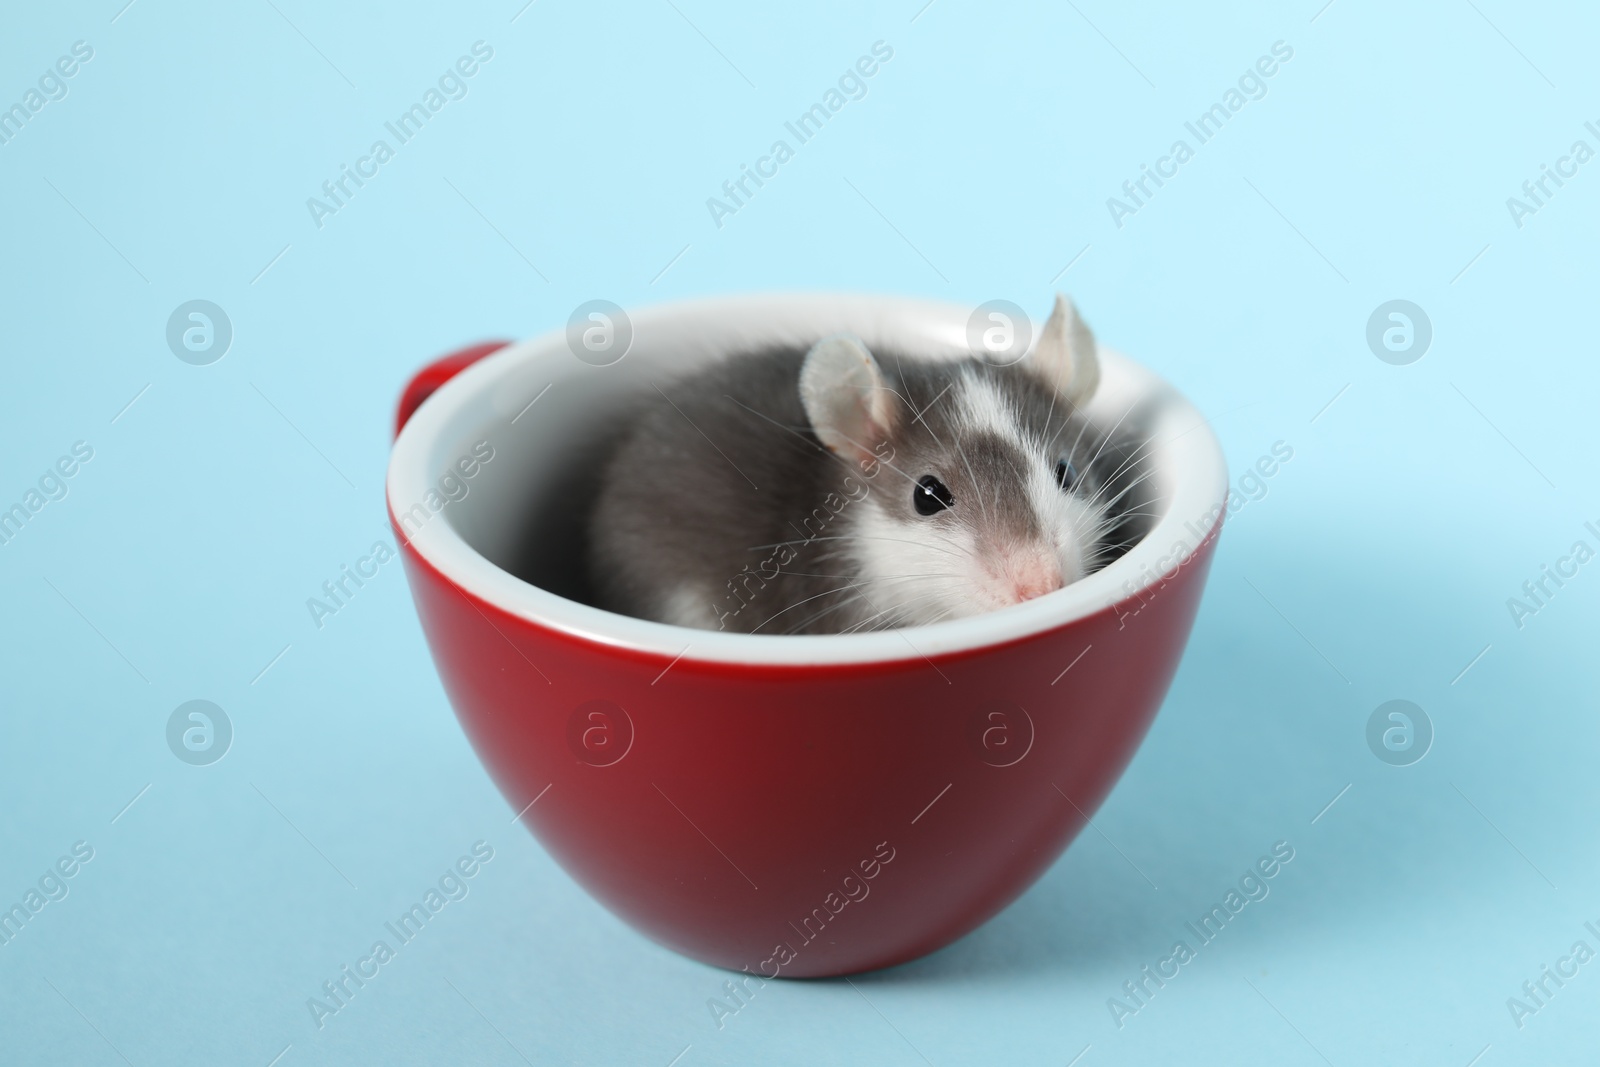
(587, 294), (1144, 635)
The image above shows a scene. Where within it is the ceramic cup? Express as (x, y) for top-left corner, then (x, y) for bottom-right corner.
(387, 293), (1227, 977)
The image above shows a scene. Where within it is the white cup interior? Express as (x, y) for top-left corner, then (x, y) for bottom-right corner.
(387, 293), (1229, 666)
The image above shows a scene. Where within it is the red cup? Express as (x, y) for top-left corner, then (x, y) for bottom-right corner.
(387, 294), (1227, 978)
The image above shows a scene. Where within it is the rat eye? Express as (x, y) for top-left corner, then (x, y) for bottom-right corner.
(1055, 459), (1080, 491)
(914, 475), (954, 515)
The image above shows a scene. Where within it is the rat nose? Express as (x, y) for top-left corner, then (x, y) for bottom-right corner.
(1008, 556), (1064, 603)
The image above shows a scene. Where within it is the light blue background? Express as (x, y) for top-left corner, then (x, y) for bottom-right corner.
(2, 1), (1596, 1064)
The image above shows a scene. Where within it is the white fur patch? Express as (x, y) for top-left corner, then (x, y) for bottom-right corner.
(954, 371), (1033, 456)
(846, 490), (980, 628)
(1026, 458), (1104, 583)
(663, 585), (720, 630)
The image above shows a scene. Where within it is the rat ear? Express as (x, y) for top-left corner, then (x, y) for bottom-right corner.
(1030, 294), (1100, 407)
(800, 335), (897, 461)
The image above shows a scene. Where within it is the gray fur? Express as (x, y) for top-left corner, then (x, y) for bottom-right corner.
(588, 345), (1143, 634)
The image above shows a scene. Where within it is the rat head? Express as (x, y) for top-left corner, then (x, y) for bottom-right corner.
(800, 295), (1120, 628)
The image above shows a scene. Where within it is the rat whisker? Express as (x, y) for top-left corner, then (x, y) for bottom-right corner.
(1046, 405), (1087, 457)
(786, 577), (902, 634)
(787, 575), (961, 633)
(1081, 432), (1161, 492)
(748, 584), (858, 634)
(874, 383), (916, 424)
(745, 534), (964, 561)
(783, 599), (865, 634)
(1099, 507), (1164, 526)
(1096, 532), (1160, 553)
(1086, 402), (1224, 501)
(837, 588), (953, 634)
(1074, 399), (1144, 485)
(1084, 481), (1160, 528)
(869, 588), (963, 629)
(1094, 483), (1158, 511)
(1048, 392), (1099, 459)
(780, 571), (961, 584)
(760, 569), (956, 630)
(1083, 466), (1161, 512)
(783, 576), (905, 630)
(1074, 444), (1157, 519)
(1064, 397), (1143, 484)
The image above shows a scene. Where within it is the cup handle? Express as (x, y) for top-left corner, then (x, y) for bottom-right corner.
(394, 340), (512, 440)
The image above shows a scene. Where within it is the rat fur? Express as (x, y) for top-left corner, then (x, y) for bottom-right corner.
(588, 295), (1146, 634)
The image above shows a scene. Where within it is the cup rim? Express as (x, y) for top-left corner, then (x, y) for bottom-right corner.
(386, 292), (1228, 667)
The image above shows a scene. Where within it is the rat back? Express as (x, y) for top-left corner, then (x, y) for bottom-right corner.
(589, 348), (879, 634)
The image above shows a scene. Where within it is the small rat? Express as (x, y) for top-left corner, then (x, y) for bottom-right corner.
(588, 295), (1141, 635)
